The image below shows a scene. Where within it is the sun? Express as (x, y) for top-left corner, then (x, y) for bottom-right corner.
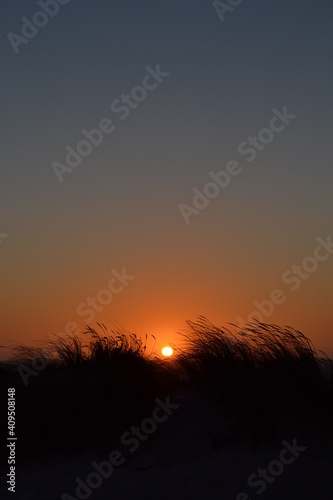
(161, 346), (173, 357)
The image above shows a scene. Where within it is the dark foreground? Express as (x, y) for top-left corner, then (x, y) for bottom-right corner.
(0, 319), (332, 499)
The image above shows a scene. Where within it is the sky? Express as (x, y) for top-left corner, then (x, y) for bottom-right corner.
(1, 0), (333, 357)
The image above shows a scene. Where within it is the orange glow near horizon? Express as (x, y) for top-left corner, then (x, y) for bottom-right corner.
(1, 228), (333, 359)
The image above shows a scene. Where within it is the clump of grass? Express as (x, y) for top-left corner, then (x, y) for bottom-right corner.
(12, 323), (149, 367)
(1, 319), (332, 459)
(176, 317), (333, 444)
(177, 316), (319, 375)
(4, 326), (173, 460)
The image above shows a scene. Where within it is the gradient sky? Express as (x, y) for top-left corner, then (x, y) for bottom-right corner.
(1, 0), (333, 357)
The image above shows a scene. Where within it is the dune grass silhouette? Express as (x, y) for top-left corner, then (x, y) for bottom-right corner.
(1, 318), (332, 463)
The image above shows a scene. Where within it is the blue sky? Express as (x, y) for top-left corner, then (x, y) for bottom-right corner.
(1, 0), (333, 354)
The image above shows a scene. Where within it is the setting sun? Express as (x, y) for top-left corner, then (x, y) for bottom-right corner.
(161, 346), (173, 357)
